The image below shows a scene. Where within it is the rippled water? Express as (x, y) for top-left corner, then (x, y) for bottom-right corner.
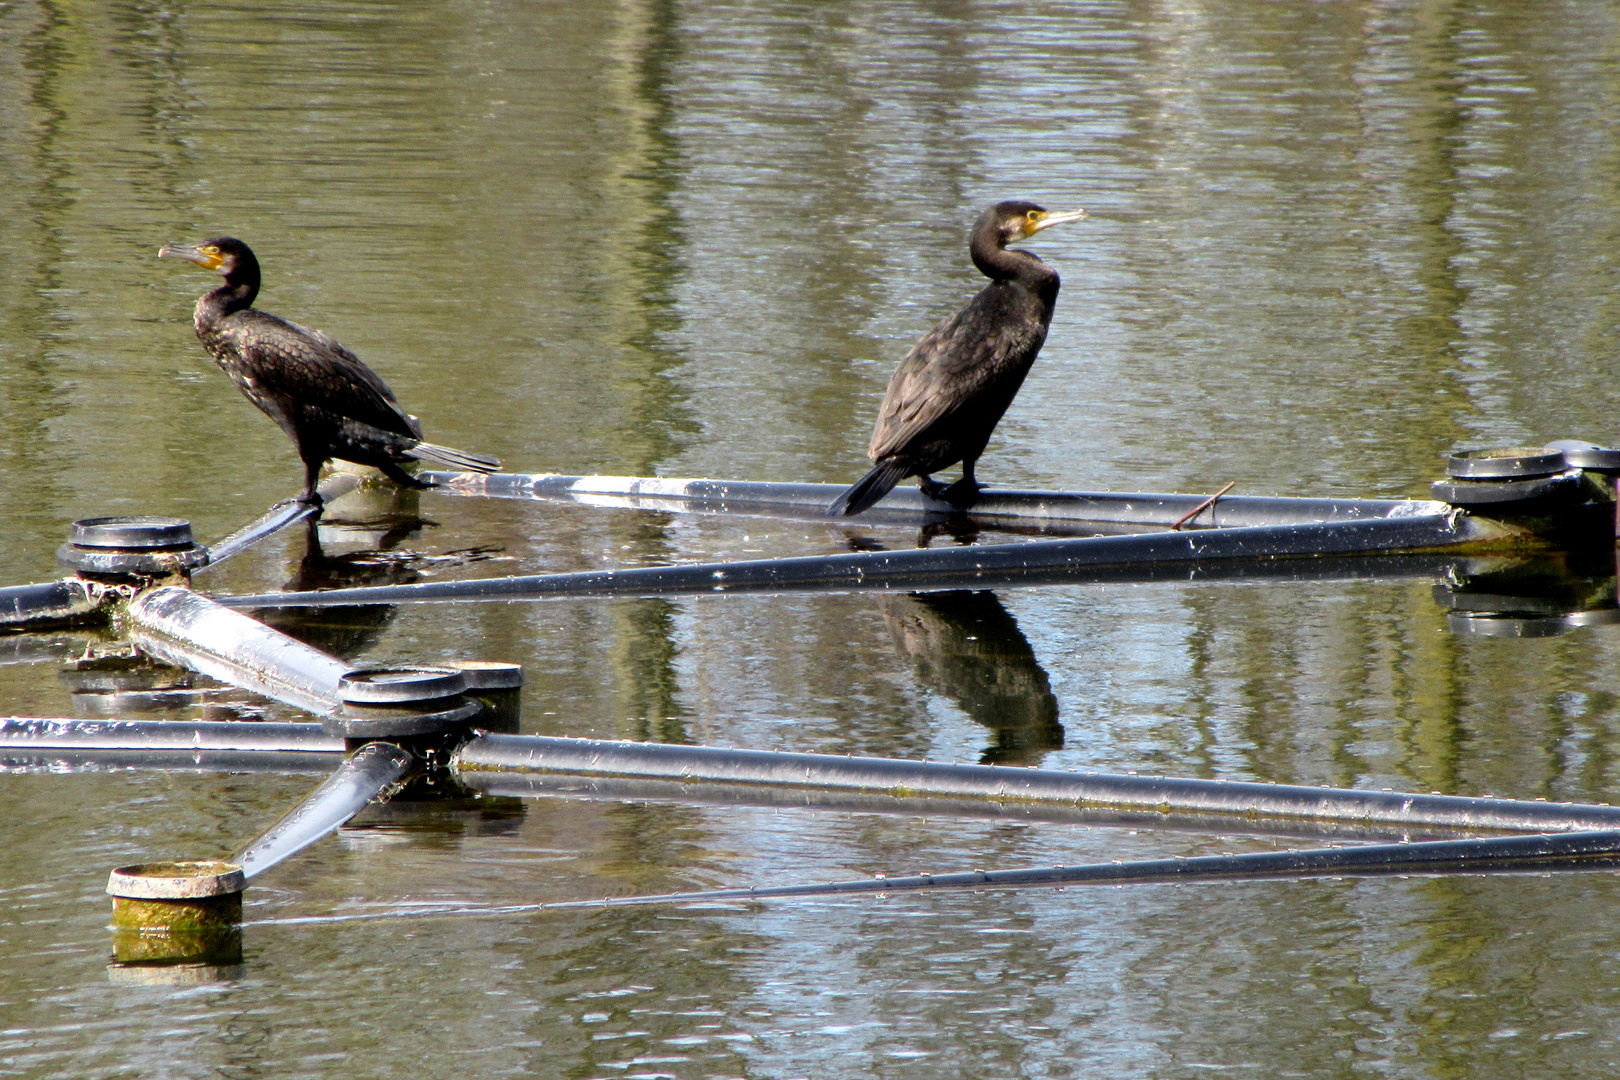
(4, 1), (1620, 1077)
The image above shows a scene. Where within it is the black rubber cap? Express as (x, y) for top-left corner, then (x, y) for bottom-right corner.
(1445, 447), (1566, 480)
(338, 666), (467, 704)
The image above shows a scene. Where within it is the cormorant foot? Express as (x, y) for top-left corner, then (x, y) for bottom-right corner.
(297, 491), (325, 509)
(937, 478), (982, 509)
(379, 462), (436, 490)
(918, 476), (981, 509)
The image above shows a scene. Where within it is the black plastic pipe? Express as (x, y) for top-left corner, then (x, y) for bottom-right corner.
(0, 717), (340, 753)
(198, 473), (360, 570)
(232, 741), (415, 879)
(242, 829), (1620, 929)
(418, 470), (1441, 530)
(125, 587), (351, 715)
(453, 735), (1620, 835)
(466, 772), (1497, 843)
(215, 512), (1494, 609)
(0, 578), (105, 629)
(535, 829), (1620, 910)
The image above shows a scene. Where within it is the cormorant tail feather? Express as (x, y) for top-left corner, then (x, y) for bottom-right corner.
(406, 441), (500, 474)
(827, 458), (910, 517)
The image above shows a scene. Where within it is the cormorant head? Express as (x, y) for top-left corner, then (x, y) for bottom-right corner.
(984, 201), (1088, 247)
(158, 236), (260, 283)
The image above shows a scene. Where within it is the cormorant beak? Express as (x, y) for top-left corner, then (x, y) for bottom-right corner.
(1027, 209), (1088, 235)
(158, 243), (224, 271)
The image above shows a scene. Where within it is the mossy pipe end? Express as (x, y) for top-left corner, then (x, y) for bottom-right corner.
(107, 860), (244, 965)
(108, 860), (244, 899)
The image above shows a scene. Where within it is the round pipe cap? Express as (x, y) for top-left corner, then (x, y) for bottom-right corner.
(1445, 447), (1566, 480)
(339, 665), (467, 704)
(72, 516), (195, 551)
(107, 860), (244, 899)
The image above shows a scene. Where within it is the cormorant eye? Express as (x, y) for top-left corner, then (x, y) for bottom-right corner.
(205, 246), (220, 255)
(1026, 211), (1039, 222)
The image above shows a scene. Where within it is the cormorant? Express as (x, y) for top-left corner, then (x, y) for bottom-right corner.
(158, 236), (499, 505)
(827, 201), (1086, 517)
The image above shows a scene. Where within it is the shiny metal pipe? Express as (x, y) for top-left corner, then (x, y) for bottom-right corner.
(0, 749), (343, 776)
(232, 741), (415, 879)
(125, 587), (351, 715)
(453, 735), (1620, 836)
(0, 716), (339, 752)
(420, 470), (1443, 530)
(466, 772), (1504, 843)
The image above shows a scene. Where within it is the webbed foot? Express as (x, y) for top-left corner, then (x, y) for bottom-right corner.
(918, 475), (980, 509)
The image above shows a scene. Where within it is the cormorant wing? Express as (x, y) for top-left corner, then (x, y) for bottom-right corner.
(868, 301), (1047, 460)
(219, 311), (424, 439)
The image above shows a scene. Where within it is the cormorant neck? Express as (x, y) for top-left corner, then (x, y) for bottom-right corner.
(970, 226), (1056, 292)
(201, 275), (259, 320)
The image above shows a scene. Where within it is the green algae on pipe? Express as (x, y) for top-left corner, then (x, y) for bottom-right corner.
(453, 734), (1620, 836)
(107, 860), (245, 965)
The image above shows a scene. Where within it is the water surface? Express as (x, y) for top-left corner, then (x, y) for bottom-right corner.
(4, 1), (1620, 1077)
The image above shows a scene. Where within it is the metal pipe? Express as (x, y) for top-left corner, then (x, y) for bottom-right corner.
(242, 829), (1620, 928)
(0, 717), (340, 752)
(124, 587), (352, 715)
(533, 829), (1620, 910)
(232, 741), (415, 879)
(420, 470), (1443, 530)
(453, 735), (1620, 835)
(464, 773), (1500, 843)
(0, 578), (106, 629)
(198, 473), (361, 570)
(215, 513), (1497, 609)
(1, 750), (343, 776)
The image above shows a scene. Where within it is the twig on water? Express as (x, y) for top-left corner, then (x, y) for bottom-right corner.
(1170, 481), (1236, 531)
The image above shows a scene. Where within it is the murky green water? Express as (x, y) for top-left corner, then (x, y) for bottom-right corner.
(4, 1), (1620, 1076)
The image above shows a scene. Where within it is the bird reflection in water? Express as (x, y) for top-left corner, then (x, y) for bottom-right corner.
(254, 506), (503, 657)
(882, 590), (1063, 766)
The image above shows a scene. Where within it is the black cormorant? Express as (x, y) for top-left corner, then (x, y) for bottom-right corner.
(159, 236), (499, 504)
(827, 201), (1086, 517)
